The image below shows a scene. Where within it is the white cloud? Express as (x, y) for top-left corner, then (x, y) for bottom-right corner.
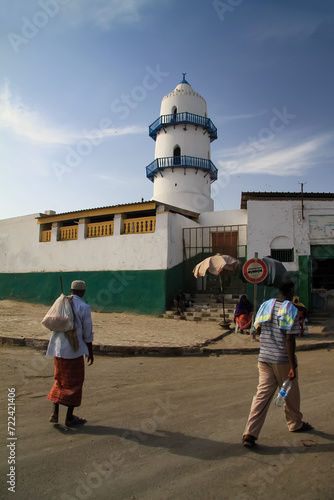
(95, 173), (131, 186)
(0, 80), (73, 145)
(100, 125), (147, 137)
(217, 109), (267, 123)
(216, 132), (333, 177)
(0, 80), (146, 146)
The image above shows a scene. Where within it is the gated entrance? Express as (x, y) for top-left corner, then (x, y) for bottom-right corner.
(183, 225), (247, 294)
(311, 245), (334, 310)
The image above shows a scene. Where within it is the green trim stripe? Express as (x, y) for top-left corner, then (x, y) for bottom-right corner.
(0, 270), (181, 315)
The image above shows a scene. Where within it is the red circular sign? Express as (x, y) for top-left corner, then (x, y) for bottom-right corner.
(243, 258), (268, 284)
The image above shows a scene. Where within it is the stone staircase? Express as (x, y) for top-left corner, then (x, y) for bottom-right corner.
(159, 293), (239, 324)
(307, 310), (334, 333)
(160, 295), (333, 330)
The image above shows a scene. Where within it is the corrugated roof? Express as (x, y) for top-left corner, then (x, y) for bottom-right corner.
(36, 199), (200, 224)
(240, 192), (334, 209)
(37, 200), (156, 220)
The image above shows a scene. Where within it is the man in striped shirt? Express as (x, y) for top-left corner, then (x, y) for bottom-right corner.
(242, 281), (313, 448)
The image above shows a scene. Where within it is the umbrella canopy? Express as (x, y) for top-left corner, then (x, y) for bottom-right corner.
(261, 256), (290, 288)
(193, 254), (241, 278)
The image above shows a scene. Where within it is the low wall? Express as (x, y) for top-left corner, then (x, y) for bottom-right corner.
(0, 270), (168, 315)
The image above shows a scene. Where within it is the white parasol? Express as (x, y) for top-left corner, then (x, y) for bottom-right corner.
(193, 254), (241, 324)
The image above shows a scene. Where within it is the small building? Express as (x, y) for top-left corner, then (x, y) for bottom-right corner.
(241, 191), (334, 310)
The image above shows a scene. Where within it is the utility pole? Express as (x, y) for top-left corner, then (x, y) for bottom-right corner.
(298, 181), (307, 219)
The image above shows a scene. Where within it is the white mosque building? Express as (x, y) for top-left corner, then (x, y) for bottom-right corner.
(1, 76), (334, 314)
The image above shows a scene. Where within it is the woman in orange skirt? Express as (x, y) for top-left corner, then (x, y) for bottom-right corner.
(234, 295), (253, 333)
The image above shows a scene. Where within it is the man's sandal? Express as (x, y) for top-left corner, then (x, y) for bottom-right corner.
(242, 434), (256, 448)
(292, 422), (314, 432)
(65, 416), (87, 427)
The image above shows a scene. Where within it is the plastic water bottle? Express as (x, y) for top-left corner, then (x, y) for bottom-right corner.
(274, 379), (292, 407)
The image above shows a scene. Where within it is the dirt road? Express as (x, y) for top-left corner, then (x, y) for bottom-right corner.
(0, 346), (333, 500)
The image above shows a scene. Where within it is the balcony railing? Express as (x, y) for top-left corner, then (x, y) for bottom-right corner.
(149, 112), (217, 142)
(59, 225), (78, 241)
(146, 155), (218, 182)
(41, 230), (51, 242)
(86, 221), (114, 238)
(124, 217), (156, 234)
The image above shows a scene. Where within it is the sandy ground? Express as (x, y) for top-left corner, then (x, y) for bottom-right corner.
(0, 300), (333, 351)
(0, 299), (225, 347)
(0, 346), (333, 500)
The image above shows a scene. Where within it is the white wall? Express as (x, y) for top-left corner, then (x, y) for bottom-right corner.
(0, 213), (171, 273)
(166, 212), (199, 268)
(154, 125), (211, 158)
(160, 85), (207, 116)
(0, 214), (43, 273)
(4, 200), (331, 276)
(0, 211), (201, 273)
(153, 169), (213, 214)
(247, 199), (334, 271)
(198, 209), (247, 228)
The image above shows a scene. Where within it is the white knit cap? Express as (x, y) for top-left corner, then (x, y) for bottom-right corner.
(71, 280), (86, 290)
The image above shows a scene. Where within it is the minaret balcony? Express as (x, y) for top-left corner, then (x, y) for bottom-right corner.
(146, 155), (218, 182)
(149, 112), (218, 142)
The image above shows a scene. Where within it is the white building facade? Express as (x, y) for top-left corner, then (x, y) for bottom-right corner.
(242, 192), (334, 309)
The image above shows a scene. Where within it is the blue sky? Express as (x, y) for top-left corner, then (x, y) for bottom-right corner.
(1, 0), (333, 219)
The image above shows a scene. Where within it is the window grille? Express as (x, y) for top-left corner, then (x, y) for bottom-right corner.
(271, 248), (294, 262)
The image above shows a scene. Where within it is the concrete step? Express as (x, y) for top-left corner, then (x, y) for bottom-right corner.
(309, 312), (331, 319)
(167, 310), (233, 317)
(191, 294), (239, 303)
(171, 306), (235, 314)
(161, 310), (234, 322)
(158, 314), (233, 323)
(167, 292), (238, 323)
(191, 298), (221, 305)
(308, 312), (331, 326)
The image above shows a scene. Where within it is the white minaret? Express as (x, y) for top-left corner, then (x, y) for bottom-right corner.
(146, 75), (218, 213)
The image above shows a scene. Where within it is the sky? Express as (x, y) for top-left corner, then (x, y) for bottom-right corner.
(0, 0), (334, 219)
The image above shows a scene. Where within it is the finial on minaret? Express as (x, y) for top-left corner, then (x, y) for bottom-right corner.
(181, 73), (189, 84)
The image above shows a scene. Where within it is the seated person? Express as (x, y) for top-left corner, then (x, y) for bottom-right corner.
(174, 290), (185, 315)
(234, 295), (253, 332)
(293, 296), (308, 336)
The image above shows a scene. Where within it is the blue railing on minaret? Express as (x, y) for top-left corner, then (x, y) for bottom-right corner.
(149, 112), (218, 142)
(146, 155), (218, 182)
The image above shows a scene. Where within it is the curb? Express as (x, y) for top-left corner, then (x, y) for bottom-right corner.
(0, 336), (333, 357)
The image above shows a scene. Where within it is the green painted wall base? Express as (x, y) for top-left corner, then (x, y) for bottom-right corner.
(0, 268), (184, 315)
(166, 262), (184, 310)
